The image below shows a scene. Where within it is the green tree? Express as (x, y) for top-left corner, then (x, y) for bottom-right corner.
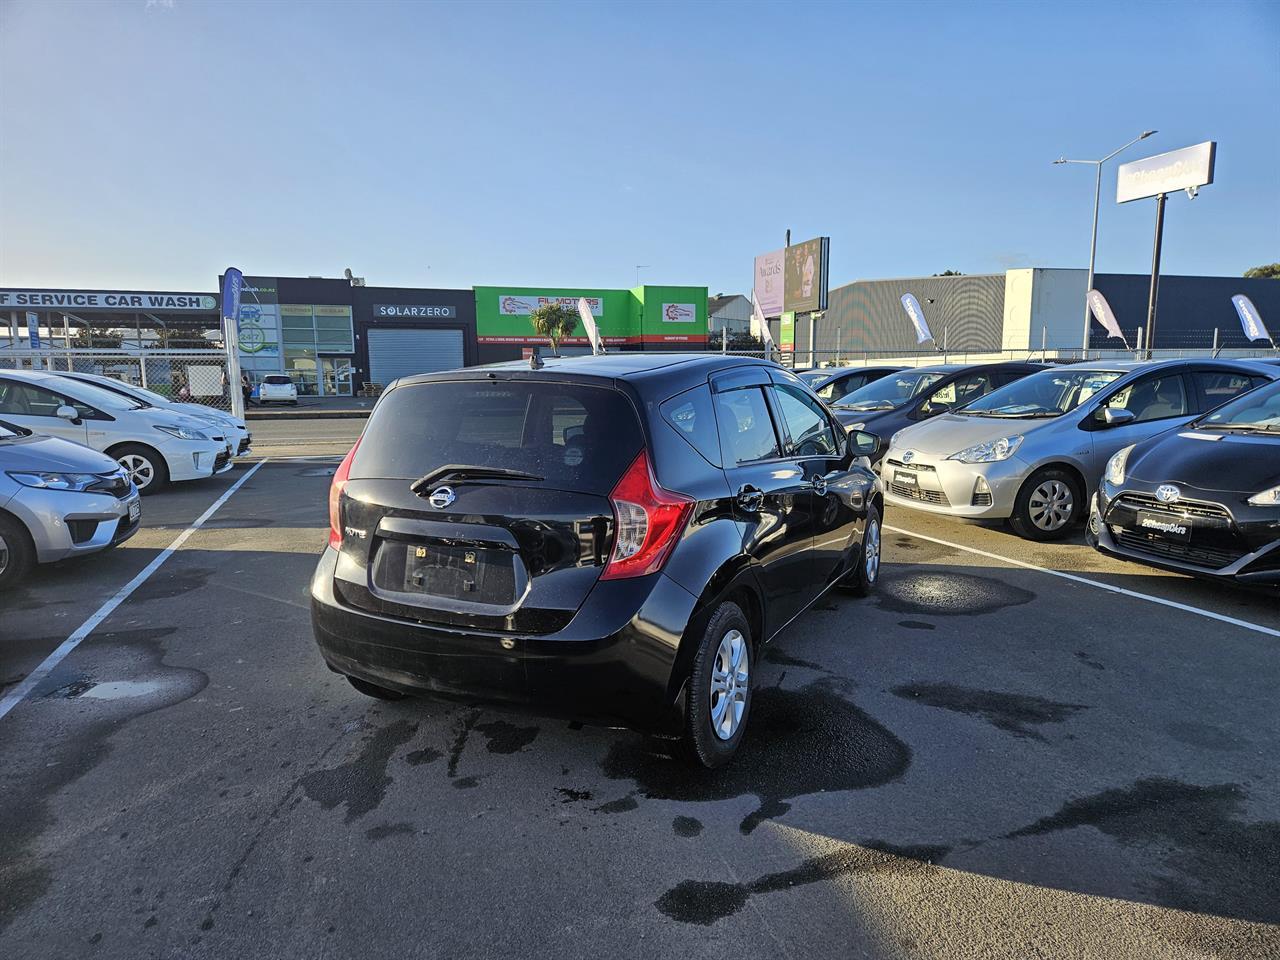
(933, 270), (964, 277)
(70, 326), (123, 349)
(528, 302), (578, 354)
(1244, 263), (1280, 279)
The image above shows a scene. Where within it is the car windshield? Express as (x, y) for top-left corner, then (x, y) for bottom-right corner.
(1196, 378), (1280, 432)
(959, 369), (1123, 417)
(60, 378), (148, 412)
(833, 370), (944, 411)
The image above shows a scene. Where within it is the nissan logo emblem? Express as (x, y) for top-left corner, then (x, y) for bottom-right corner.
(428, 486), (456, 509)
(1155, 484), (1181, 503)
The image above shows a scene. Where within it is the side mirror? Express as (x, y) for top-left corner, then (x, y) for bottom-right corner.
(1099, 407), (1136, 427)
(849, 430), (882, 459)
(55, 404), (81, 424)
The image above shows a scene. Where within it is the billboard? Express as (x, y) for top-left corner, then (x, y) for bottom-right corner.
(1116, 142), (1216, 203)
(753, 250), (785, 317)
(752, 237), (829, 318)
(474, 286), (707, 345)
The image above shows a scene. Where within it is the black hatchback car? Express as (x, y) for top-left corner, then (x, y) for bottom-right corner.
(829, 361), (1046, 464)
(311, 354), (884, 766)
(1089, 377), (1280, 590)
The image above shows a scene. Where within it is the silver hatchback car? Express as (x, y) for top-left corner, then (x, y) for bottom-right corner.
(0, 418), (141, 589)
(883, 359), (1279, 540)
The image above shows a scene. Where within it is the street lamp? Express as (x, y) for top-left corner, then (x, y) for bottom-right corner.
(1053, 129), (1156, 353)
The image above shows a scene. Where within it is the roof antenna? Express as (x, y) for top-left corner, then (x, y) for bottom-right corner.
(529, 345), (544, 370)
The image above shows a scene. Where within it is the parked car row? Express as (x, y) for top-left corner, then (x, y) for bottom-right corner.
(0, 367), (251, 589)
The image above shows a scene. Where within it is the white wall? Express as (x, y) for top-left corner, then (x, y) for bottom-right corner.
(1030, 268), (1088, 349)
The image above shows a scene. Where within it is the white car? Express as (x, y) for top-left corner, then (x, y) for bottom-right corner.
(258, 374), (298, 405)
(53, 370), (252, 457)
(0, 369), (229, 494)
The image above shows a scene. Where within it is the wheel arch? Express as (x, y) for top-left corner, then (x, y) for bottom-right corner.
(665, 557), (763, 705)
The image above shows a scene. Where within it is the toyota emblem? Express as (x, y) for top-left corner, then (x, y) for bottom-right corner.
(1155, 484), (1181, 503)
(428, 486), (456, 509)
(902, 450), (915, 463)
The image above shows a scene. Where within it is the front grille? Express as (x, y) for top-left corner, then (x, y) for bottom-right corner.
(972, 492), (993, 506)
(886, 458), (936, 472)
(67, 519), (99, 544)
(87, 471), (131, 499)
(1114, 530), (1247, 570)
(1113, 494), (1231, 522)
(890, 481), (950, 506)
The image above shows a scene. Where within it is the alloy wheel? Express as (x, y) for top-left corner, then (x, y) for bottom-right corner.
(709, 629), (749, 741)
(119, 454), (155, 490)
(1028, 480), (1074, 531)
(864, 517), (881, 582)
(0, 532), (8, 577)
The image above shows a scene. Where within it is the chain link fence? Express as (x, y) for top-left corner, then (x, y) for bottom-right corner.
(0, 349), (239, 416)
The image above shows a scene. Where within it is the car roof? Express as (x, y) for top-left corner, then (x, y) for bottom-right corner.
(401, 352), (776, 386)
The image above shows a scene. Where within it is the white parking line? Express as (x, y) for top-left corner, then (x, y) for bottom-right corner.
(0, 459), (269, 723)
(886, 523), (1280, 640)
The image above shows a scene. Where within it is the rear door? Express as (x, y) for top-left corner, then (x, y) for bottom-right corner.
(333, 376), (643, 635)
(710, 367), (815, 637)
(1188, 367), (1273, 413)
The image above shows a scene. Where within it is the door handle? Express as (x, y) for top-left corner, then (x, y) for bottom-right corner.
(736, 484), (764, 513)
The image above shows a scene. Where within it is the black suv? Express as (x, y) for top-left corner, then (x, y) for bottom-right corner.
(311, 354), (884, 766)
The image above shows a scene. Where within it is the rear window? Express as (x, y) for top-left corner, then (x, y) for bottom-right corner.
(351, 379), (644, 494)
(263, 375), (292, 385)
(660, 384), (721, 466)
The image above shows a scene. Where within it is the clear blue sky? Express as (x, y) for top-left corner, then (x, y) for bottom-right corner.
(2, 0), (1277, 295)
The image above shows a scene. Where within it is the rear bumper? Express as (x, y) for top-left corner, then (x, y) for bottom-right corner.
(309, 547), (700, 732)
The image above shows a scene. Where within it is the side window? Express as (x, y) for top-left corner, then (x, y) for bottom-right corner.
(1101, 374), (1189, 423)
(773, 385), (838, 457)
(660, 384), (722, 466)
(0, 381), (65, 418)
(1192, 371), (1268, 411)
(713, 387), (781, 465)
(921, 373), (992, 415)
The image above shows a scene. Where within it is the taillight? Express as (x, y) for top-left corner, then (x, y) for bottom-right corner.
(601, 450), (694, 580)
(328, 437), (362, 549)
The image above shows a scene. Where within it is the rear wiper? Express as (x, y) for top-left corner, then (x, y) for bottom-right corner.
(410, 464), (544, 495)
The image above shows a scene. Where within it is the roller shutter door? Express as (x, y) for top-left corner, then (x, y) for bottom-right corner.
(367, 328), (465, 386)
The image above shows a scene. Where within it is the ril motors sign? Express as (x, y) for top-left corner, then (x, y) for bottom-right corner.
(474, 286), (707, 345)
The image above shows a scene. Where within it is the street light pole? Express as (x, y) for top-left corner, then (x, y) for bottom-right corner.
(1054, 130), (1156, 355)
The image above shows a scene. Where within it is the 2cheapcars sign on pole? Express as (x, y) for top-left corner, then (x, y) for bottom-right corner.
(1232, 294), (1273, 346)
(1087, 289), (1127, 346)
(900, 294), (933, 344)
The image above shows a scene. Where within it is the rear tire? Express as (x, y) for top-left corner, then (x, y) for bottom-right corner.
(839, 503), (882, 596)
(113, 444), (170, 495)
(682, 601), (753, 769)
(347, 676), (408, 701)
(0, 512), (36, 591)
(1009, 467), (1081, 541)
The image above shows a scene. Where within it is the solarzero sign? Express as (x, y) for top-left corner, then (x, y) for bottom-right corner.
(373, 304), (458, 318)
(0, 290), (217, 311)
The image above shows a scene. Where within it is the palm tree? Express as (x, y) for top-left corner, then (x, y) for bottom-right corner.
(528, 303), (578, 355)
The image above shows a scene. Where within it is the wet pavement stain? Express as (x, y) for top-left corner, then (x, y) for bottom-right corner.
(897, 620), (936, 631)
(876, 570), (1034, 617)
(475, 719), (539, 754)
(1163, 720), (1245, 752)
(863, 839), (951, 862)
(592, 794), (639, 814)
(128, 568), (214, 603)
(655, 843), (937, 925)
(672, 816), (703, 837)
(446, 711), (479, 779)
(452, 775), (481, 789)
(761, 646), (824, 670)
(1007, 777), (1280, 924)
(298, 720), (418, 822)
(366, 823), (416, 841)
(602, 683), (910, 834)
(405, 747), (442, 766)
(1075, 650), (1106, 671)
(556, 787), (593, 803)
(892, 682), (1085, 741)
(201, 516), (276, 528)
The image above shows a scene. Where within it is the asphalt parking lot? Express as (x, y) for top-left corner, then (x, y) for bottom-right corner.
(2, 419), (1277, 959)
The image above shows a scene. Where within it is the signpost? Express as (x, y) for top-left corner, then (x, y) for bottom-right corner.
(1116, 142), (1216, 356)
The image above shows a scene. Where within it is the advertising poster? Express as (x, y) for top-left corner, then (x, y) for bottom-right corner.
(238, 277), (280, 358)
(783, 238), (826, 314)
(779, 312), (795, 353)
(753, 249), (785, 318)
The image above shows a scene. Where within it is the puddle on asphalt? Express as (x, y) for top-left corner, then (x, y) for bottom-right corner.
(73, 680), (169, 701)
(601, 682), (910, 833)
(876, 570), (1034, 617)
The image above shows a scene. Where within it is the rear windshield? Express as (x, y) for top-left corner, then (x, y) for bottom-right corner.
(263, 376), (292, 385)
(351, 379), (644, 494)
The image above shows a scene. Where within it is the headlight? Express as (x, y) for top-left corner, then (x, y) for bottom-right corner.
(1247, 484), (1280, 507)
(888, 430), (903, 448)
(1105, 444), (1134, 486)
(7, 471), (99, 492)
(947, 434), (1023, 464)
(155, 424), (209, 441)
